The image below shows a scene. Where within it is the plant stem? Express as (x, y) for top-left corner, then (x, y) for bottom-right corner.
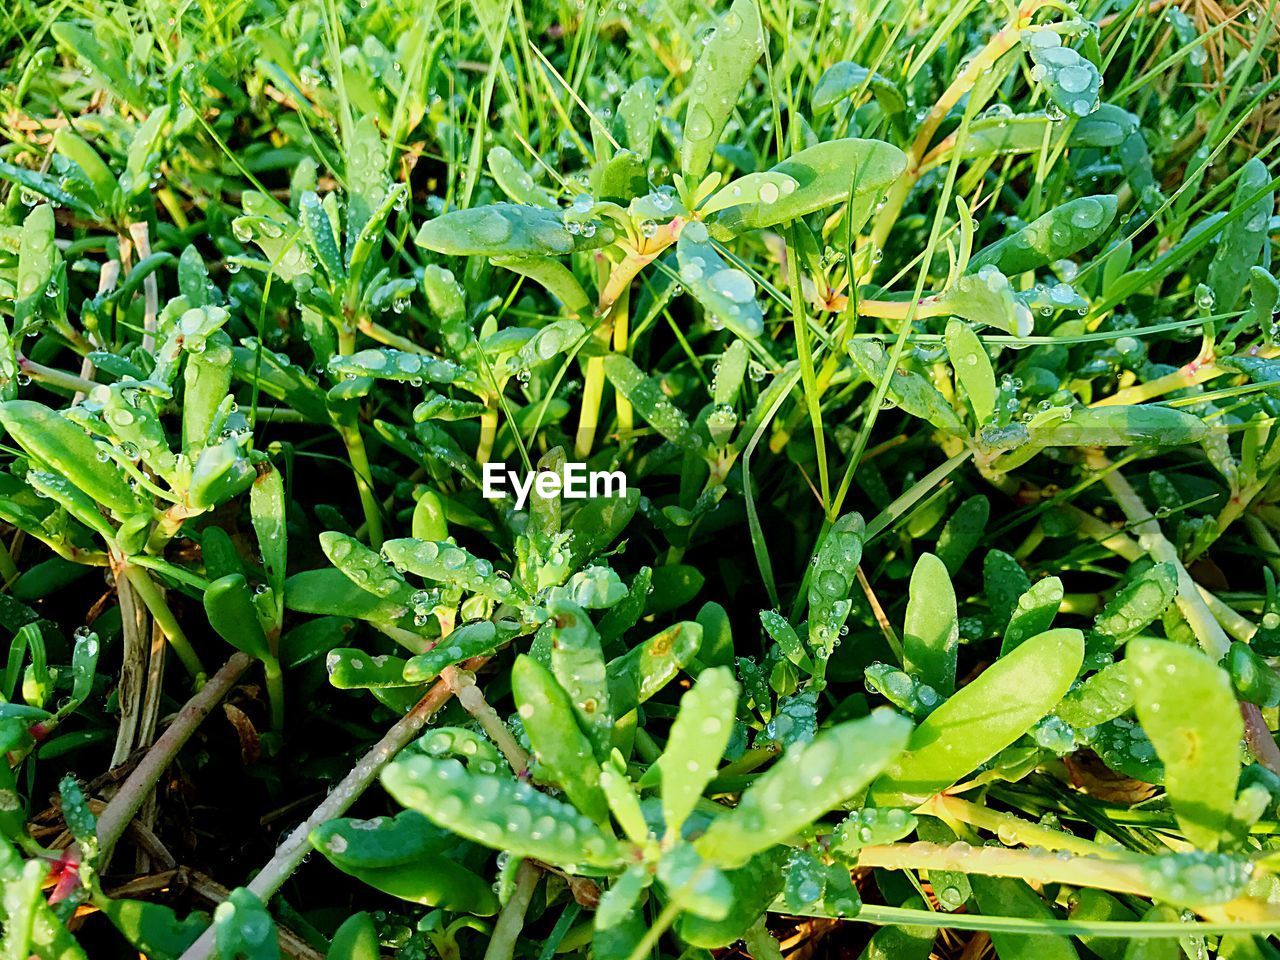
(481, 860), (540, 960)
(575, 356), (606, 459)
(177, 658), (489, 960)
(442, 666), (528, 772)
(96, 653), (252, 864)
(624, 898), (681, 960)
(477, 407), (499, 464)
(264, 658), (286, 730)
(1090, 454), (1231, 660)
(123, 565), (206, 680)
(337, 421), (384, 550)
(925, 794), (1119, 857)
(856, 842), (1149, 900)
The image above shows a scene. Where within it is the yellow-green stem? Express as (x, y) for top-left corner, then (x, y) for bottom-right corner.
(123, 565), (206, 681)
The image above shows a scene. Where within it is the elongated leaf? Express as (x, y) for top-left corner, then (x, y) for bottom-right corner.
(213, 888), (279, 960)
(969, 196), (1118, 276)
(807, 513), (864, 656)
(811, 61), (906, 115)
(602, 355), (696, 448)
(903, 553), (958, 694)
(381, 755), (623, 867)
(871, 628), (1083, 805)
(677, 221), (764, 339)
(0, 400), (138, 516)
(945, 320), (996, 424)
(680, 0), (765, 181)
(415, 203), (573, 257)
(513, 654), (608, 822)
(548, 600), (613, 758)
(659, 666), (739, 836)
(402, 621), (503, 682)
(697, 709), (912, 867)
(1128, 637), (1241, 849)
(606, 621), (702, 715)
(971, 876), (1080, 960)
(380, 539), (516, 603)
(1207, 157), (1273, 309)
(711, 139), (907, 234)
(848, 341), (966, 435)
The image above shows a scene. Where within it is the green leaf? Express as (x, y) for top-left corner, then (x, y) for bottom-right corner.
(1027, 405), (1209, 448)
(300, 191), (345, 281)
(325, 914), (378, 960)
(309, 812), (497, 915)
(807, 513), (864, 657)
(98, 898), (209, 960)
(871, 628), (1083, 805)
(675, 848), (788, 948)
(1025, 29), (1101, 119)
(344, 115), (388, 261)
(402, 621), (504, 682)
(659, 666), (739, 836)
(811, 61), (906, 115)
(606, 621), (703, 715)
(415, 203), (573, 258)
(710, 139), (907, 235)
(380, 538), (517, 603)
(937, 267), (1032, 336)
(1089, 563), (1178, 662)
(213, 888), (279, 960)
(680, 0), (765, 181)
(945, 320), (996, 424)
(513, 654), (608, 822)
(325, 648), (413, 689)
(935, 495), (989, 577)
(696, 709), (912, 867)
(204, 574), (274, 663)
(381, 755), (624, 868)
(1054, 661), (1133, 727)
(52, 129), (118, 214)
(969, 196), (1118, 276)
(847, 341), (966, 435)
(1207, 157), (1273, 309)
(15, 204), (59, 328)
(548, 600), (613, 759)
(488, 147), (556, 207)
(0, 400), (138, 516)
(602, 355), (696, 448)
(1128, 637), (1242, 849)
(1001, 576), (1063, 655)
(970, 876), (1080, 960)
(903, 553), (958, 695)
(492, 257), (590, 315)
(676, 221), (764, 339)
(1228, 641), (1280, 708)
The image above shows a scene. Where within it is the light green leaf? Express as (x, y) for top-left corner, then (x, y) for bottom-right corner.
(1128, 637), (1241, 850)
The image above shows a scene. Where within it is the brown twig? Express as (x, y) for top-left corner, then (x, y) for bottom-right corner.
(96, 653), (253, 864)
(177, 658), (490, 960)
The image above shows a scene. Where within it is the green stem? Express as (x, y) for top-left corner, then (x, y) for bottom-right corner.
(264, 658), (285, 729)
(123, 566), (206, 680)
(338, 422), (384, 550)
(477, 407), (499, 464)
(575, 355), (606, 458)
(624, 898), (681, 960)
(482, 860), (540, 960)
(926, 794), (1118, 858)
